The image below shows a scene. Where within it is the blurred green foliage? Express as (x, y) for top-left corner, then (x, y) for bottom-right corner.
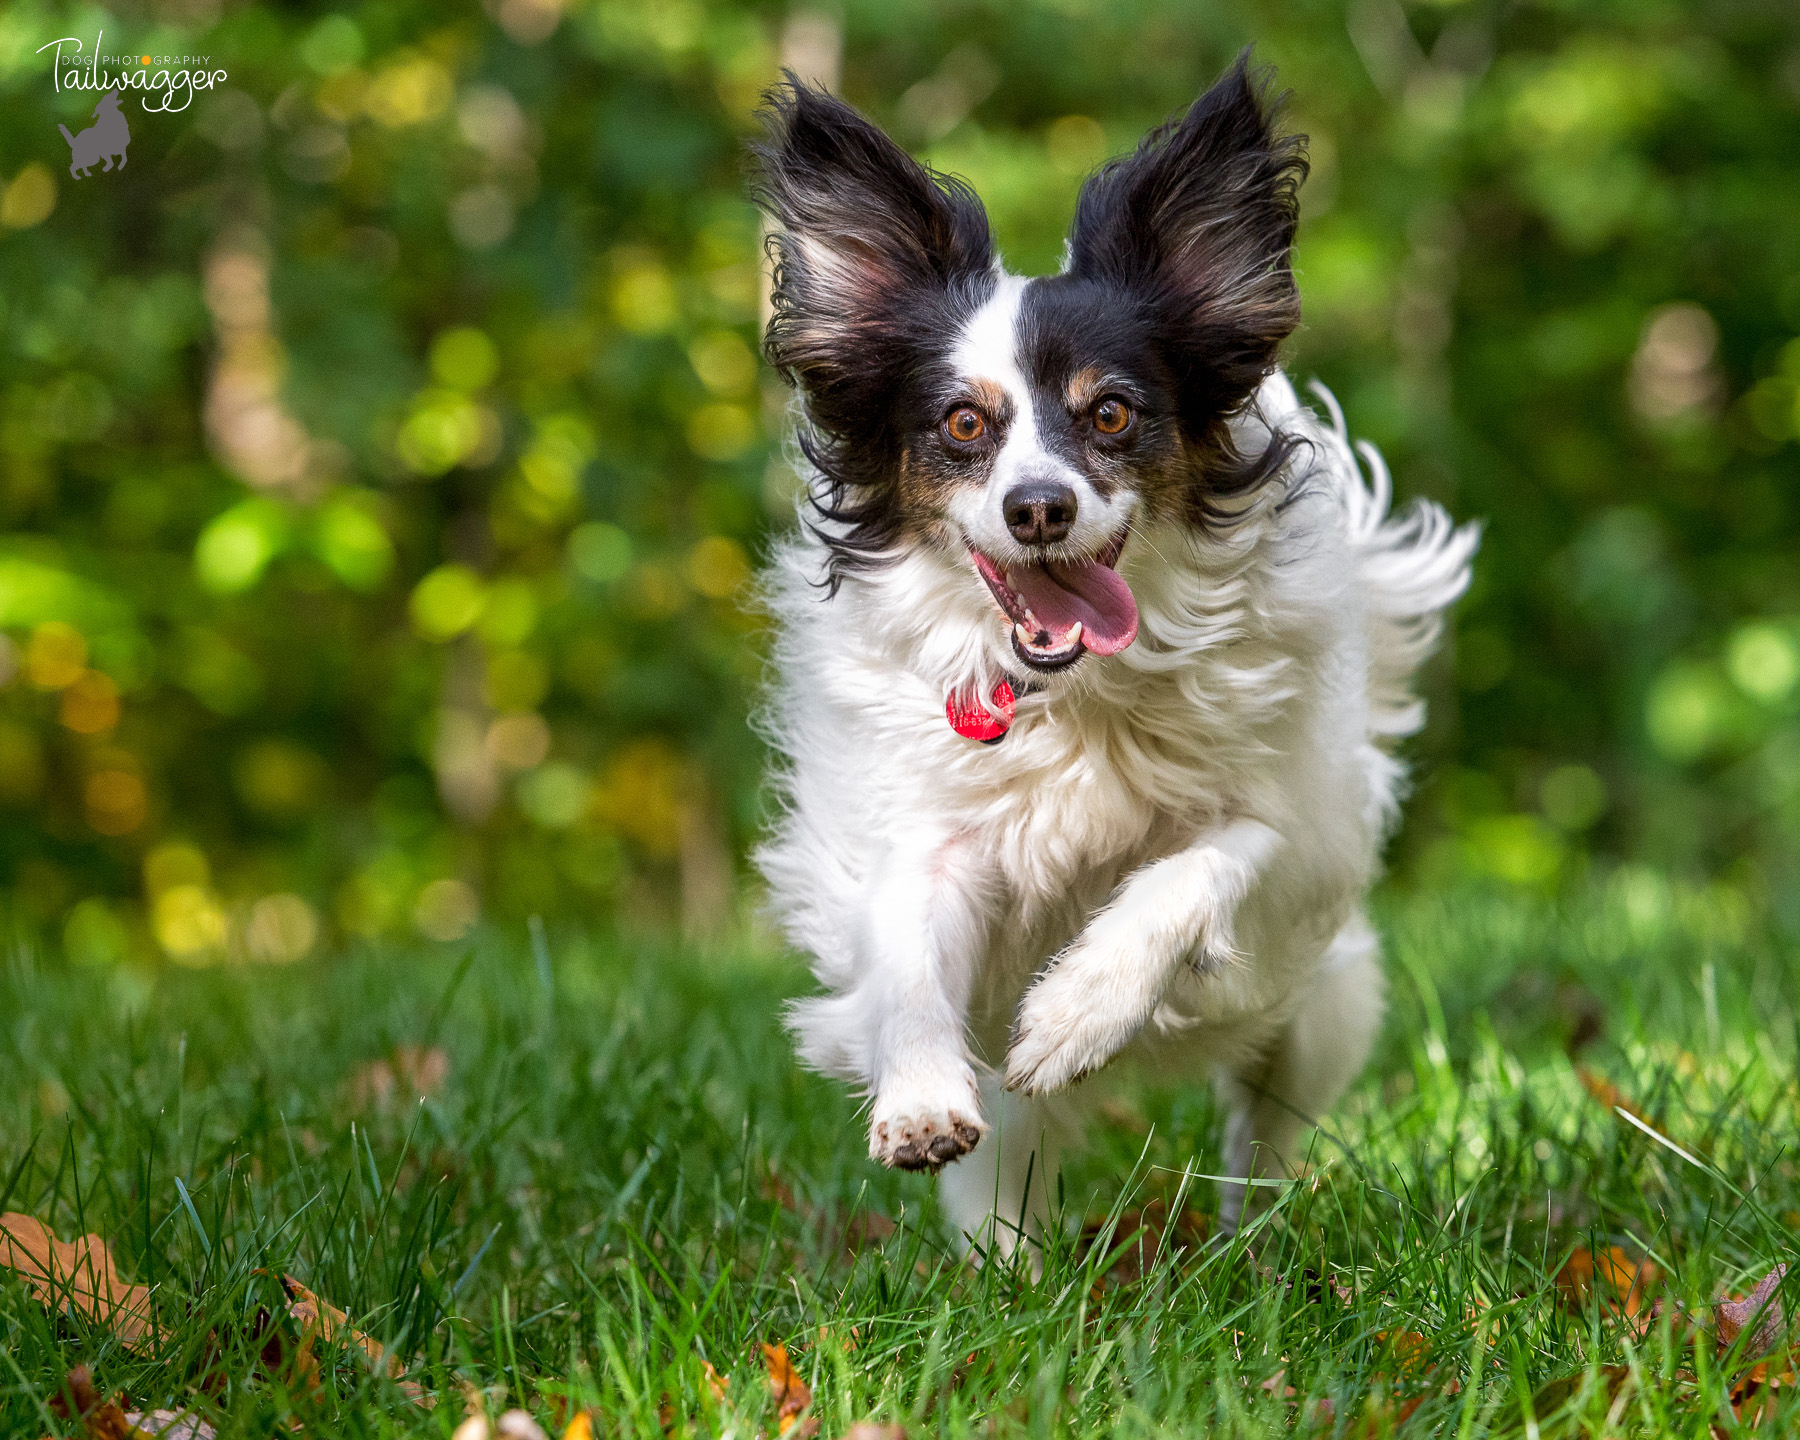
(0, 0), (1797, 967)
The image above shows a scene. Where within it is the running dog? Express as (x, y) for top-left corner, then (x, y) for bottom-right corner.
(751, 53), (1477, 1256)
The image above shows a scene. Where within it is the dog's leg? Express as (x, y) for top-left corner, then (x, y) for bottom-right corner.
(1005, 819), (1280, 1095)
(863, 835), (996, 1170)
(1216, 915), (1384, 1232)
(938, 1073), (1062, 1270)
(791, 834), (995, 1171)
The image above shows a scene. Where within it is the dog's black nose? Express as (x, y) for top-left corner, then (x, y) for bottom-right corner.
(1003, 480), (1077, 546)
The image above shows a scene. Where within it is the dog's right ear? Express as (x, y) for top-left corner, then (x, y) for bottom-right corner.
(750, 76), (994, 391)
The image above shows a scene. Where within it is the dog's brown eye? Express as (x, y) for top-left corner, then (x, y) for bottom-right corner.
(945, 407), (985, 443)
(1093, 398), (1132, 435)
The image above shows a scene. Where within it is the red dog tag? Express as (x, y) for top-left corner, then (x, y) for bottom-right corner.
(946, 680), (1016, 743)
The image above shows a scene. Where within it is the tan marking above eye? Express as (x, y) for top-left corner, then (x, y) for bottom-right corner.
(944, 406), (985, 443)
(1065, 366), (1105, 412)
(1093, 397), (1131, 434)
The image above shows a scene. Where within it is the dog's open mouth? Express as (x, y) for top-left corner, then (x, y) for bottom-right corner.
(970, 532), (1139, 672)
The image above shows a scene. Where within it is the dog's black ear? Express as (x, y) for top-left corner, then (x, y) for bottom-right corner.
(1067, 53), (1306, 424)
(750, 75), (994, 392)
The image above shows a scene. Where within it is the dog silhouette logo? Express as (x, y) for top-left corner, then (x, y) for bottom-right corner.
(59, 88), (130, 178)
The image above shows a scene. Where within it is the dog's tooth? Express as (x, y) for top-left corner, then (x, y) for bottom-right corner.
(1015, 622), (1034, 648)
(1067, 622), (1083, 647)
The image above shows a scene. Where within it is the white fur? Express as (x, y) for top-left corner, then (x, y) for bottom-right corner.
(944, 276), (1137, 566)
(756, 350), (1477, 1258)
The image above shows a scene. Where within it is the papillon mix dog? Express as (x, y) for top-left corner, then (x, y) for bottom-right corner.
(750, 54), (1477, 1256)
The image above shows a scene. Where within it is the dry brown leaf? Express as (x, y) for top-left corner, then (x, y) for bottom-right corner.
(49, 1365), (137, 1440)
(761, 1343), (817, 1439)
(347, 1045), (449, 1112)
(1373, 1330), (1431, 1378)
(1723, 1358), (1798, 1432)
(1080, 1199), (1210, 1285)
(1576, 1066), (1645, 1122)
(1556, 1246), (1659, 1322)
(1, 1213), (159, 1347)
(44, 1366), (216, 1440)
(119, 1414), (216, 1440)
(703, 1361), (728, 1400)
(1717, 1265), (1789, 1359)
(259, 1270), (430, 1406)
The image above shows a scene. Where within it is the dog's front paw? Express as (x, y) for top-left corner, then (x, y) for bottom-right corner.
(1005, 943), (1147, 1096)
(1005, 994), (1112, 1096)
(869, 1082), (984, 1172)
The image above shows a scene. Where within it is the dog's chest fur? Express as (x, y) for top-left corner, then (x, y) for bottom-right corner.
(760, 453), (1379, 1048)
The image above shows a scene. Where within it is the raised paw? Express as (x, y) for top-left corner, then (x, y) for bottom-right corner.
(1004, 954), (1145, 1096)
(869, 1101), (983, 1172)
(1004, 1001), (1107, 1097)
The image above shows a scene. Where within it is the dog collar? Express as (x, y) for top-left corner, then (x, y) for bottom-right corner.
(946, 678), (1030, 744)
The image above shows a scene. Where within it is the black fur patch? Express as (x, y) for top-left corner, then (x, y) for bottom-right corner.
(1056, 51), (1308, 522)
(749, 75), (996, 590)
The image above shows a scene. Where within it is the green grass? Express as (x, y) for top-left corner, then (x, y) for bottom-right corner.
(3, 873), (1798, 1437)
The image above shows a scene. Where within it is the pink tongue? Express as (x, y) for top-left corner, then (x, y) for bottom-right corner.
(1009, 560), (1140, 655)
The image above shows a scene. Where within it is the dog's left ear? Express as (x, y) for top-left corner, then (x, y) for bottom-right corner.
(1067, 53), (1307, 424)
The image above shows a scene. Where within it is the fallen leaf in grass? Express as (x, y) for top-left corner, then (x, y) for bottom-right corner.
(118, 1413), (216, 1440)
(260, 1271), (430, 1406)
(1556, 1246), (1659, 1323)
(1724, 1358), (1797, 1432)
(1373, 1330), (1430, 1378)
(45, 1366), (216, 1440)
(559, 1412), (596, 1440)
(762, 1343), (817, 1438)
(49, 1365), (144, 1440)
(1080, 1198), (1210, 1284)
(1576, 1066), (1645, 1122)
(347, 1044), (449, 1111)
(1717, 1265), (1788, 1359)
(1, 1212), (159, 1347)
(703, 1360), (728, 1400)
(1260, 1370), (1296, 1399)
(839, 1424), (905, 1440)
